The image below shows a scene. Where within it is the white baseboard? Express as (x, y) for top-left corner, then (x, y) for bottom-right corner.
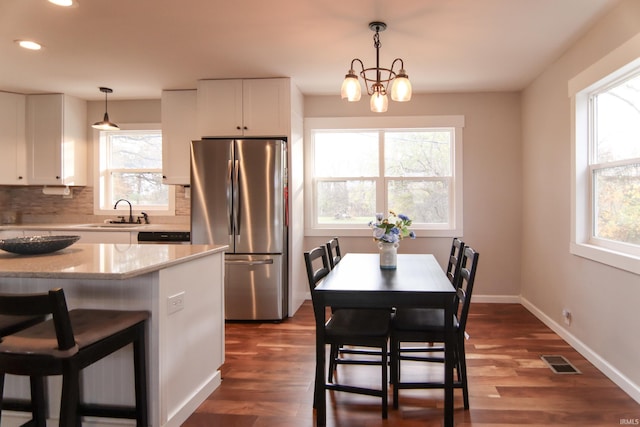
(521, 297), (640, 405)
(471, 294), (521, 303)
(164, 370), (222, 427)
(1, 371), (223, 427)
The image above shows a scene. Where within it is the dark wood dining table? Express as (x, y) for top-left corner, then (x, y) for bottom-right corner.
(312, 253), (457, 427)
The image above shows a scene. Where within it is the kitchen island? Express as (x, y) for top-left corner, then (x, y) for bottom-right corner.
(0, 243), (227, 427)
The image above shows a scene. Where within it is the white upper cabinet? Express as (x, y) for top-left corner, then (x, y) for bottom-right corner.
(26, 94), (87, 186)
(197, 78), (290, 138)
(0, 91), (27, 185)
(161, 90), (197, 185)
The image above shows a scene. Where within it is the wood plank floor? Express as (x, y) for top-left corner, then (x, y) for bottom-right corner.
(181, 302), (639, 427)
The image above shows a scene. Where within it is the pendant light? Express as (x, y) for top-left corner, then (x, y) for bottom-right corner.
(341, 22), (412, 113)
(92, 87), (119, 130)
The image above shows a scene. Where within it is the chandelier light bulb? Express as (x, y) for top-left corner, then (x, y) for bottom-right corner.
(341, 71), (362, 102)
(370, 91), (388, 113)
(391, 70), (412, 102)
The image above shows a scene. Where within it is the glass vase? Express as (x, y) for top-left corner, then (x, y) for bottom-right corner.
(378, 241), (399, 269)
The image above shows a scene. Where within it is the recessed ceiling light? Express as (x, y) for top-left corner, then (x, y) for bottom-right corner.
(48, 0), (77, 6)
(15, 40), (43, 50)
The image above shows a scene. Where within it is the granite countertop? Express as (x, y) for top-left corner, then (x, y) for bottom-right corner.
(0, 243), (227, 280)
(0, 223), (190, 232)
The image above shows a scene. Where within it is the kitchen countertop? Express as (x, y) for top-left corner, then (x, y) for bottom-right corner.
(0, 243), (227, 279)
(0, 223), (190, 232)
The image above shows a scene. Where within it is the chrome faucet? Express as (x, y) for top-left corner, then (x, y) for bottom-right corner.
(113, 199), (134, 223)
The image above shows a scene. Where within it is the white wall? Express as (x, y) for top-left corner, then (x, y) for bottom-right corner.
(304, 91), (523, 302)
(521, 0), (640, 402)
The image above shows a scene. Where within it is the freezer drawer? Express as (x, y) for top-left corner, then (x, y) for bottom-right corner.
(225, 254), (285, 320)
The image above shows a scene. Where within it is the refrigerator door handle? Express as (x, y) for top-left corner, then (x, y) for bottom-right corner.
(225, 259), (275, 265)
(226, 159), (233, 235)
(232, 159), (240, 235)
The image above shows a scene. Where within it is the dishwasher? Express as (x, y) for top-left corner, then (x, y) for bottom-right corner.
(137, 231), (191, 244)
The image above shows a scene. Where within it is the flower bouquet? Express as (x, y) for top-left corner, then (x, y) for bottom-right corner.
(369, 211), (416, 243)
(369, 211), (415, 269)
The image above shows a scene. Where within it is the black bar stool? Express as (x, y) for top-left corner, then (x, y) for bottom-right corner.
(0, 288), (149, 427)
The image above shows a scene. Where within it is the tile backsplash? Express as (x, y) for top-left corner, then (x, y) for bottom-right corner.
(0, 185), (190, 225)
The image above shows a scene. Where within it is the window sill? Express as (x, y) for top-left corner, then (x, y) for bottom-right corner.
(570, 242), (640, 275)
(304, 228), (460, 238)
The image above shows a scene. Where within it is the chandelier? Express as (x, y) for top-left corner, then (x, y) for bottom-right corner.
(341, 22), (412, 113)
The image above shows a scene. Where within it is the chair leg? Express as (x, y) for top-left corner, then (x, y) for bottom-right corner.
(391, 338), (399, 410)
(59, 364), (80, 427)
(381, 342), (388, 419)
(0, 373), (5, 423)
(29, 376), (47, 427)
(328, 344), (339, 383)
(457, 335), (469, 410)
(133, 326), (149, 427)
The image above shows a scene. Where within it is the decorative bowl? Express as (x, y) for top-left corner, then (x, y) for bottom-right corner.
(0, 235), (80, 255)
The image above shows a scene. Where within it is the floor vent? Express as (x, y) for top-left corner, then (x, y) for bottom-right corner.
(541, 355), (581, 374)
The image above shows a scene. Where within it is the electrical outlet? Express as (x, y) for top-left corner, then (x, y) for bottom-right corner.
(562, 308), (572, 326)
(167, 291), (185, 314)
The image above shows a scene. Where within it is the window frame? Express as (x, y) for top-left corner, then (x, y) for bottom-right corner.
(304, 115), (464, 237)
(569, 32), (640, 274)
(93, 123), (175, 216)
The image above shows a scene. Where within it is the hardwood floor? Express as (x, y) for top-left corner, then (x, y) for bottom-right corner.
(181, 302), (639, 427)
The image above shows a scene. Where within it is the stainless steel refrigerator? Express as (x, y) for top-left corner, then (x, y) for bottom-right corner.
(190, 138), (288, 320)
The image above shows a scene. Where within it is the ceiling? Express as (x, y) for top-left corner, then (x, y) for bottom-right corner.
(0, 0), (621, 101)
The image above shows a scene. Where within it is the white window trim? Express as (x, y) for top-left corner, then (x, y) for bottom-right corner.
(93, 123), (175, 216)
(569, 32), (640, 275)
(304, 115), (464, 238)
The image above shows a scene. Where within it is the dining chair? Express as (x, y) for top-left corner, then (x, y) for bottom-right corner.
(390, 245), (479, 410)
(446, 237), (465, 286)
(326, 237), (342, 269)
(324, 237), (391, 383)
(0, 288), (150, 427)
(304, 246), (392, 419)
(388, 238), (466, 384)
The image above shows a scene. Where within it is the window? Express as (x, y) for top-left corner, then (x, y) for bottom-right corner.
(591, 72), (640, 247)
(570, 32), (640, 273)
(305, 116), (464, 237)
(94, 124), (175, 216)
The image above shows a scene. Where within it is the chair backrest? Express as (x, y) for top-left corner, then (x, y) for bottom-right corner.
(0, 288), (75, 350)
(446, 238), (465, 287)
(455, 246), (479, 333)
(326, 237), (342, 269)
(304, 246), (331, 294)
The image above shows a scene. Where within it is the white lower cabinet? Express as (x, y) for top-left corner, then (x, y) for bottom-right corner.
(55, 230), (132, 244)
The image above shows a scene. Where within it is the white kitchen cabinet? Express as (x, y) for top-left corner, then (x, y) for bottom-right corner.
(26, 93), (87, 186)
(53, 230), (132, 244)
(0, 91), (27, 185)
(161, 90), (197, 185)
(197, 78), (290, 138)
